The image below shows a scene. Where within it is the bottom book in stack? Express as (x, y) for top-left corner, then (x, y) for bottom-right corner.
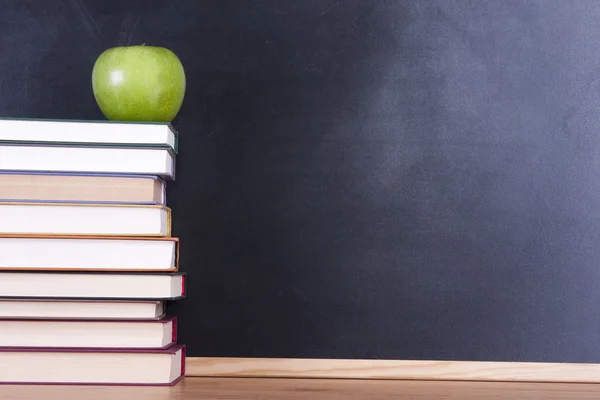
(0, 272), (186, 386)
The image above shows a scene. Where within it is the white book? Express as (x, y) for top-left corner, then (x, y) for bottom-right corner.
(0, 145), (175, 180)
(0, 317), (176, 349)
(0, 235), (178, 271)
(0, 299), (165, 319)
(0, 272), (185, 300)
(0, 118), (177, 152)
(0, 203), (171, 236)
(0, 345), (185, 385)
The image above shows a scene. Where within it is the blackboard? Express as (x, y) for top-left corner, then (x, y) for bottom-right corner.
(3, 0), (600, 364)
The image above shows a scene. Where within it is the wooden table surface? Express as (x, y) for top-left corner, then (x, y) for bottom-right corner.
(2, 378), (600, 399)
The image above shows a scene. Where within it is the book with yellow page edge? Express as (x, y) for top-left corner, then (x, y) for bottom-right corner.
(0, 235), (179, 272)
(0, 202), (171, 237)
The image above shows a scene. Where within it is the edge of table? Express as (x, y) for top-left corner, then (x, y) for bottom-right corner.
(185, 357), (600, 383)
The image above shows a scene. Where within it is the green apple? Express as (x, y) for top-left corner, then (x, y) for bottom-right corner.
(92, 45), (186, 122)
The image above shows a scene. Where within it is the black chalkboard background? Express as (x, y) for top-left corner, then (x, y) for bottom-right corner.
(2, 0), (600, 363)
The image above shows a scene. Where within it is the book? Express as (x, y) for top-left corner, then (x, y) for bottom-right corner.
(0, 117), (178, 153)
(0, 272), (185, 300)
(0, 144), (175, 180)
(0, 202), (171, 236)
(0, 344), (185, 385)
(0, 316), (176, 349)
(0, 299), (165, 320)
(0, 235), (179, 272)
(0, 172), (166, 205)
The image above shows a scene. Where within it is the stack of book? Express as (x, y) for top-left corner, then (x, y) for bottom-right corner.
(0, 118), (186, 386)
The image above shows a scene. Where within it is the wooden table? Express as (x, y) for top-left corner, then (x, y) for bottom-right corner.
(2, 378), (600, 399)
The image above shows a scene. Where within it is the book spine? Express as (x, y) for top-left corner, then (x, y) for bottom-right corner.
(166, 208), (172, 236)
(172, 317), (178, 343)
(180, 346), (186, 377)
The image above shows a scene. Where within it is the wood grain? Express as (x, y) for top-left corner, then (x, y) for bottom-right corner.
(186, 357), (600, 383)
(2, 377), (600, 399)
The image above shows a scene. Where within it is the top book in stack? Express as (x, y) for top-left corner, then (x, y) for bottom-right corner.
(0, 118), (177, 180)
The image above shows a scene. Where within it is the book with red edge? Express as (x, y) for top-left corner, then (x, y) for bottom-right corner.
(0, 344), (186, 386)
(0, 299), (167, 320)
